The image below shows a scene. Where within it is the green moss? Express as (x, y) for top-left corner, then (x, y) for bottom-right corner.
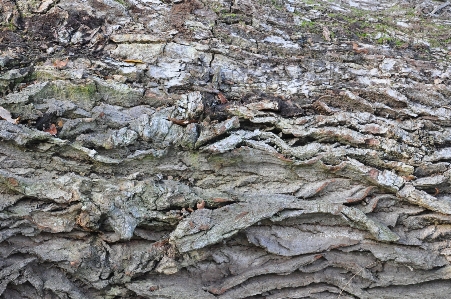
(329, 31), (336, 40)
(31, 69), (67, 81)
(62, 83), (97, 100)
(34, 80), (99, 110)
(222, 13), (238, 18)
(357, 32), (369, 39)
(327, 12), (338, 18)
(349, 7), (366, 18)
(259, 0), (451, 51)
(1, 21), (16, 31)
(374, 23), (390, 32)
(405, 8), (416, 17)
(6, 22), (15, 31)
(393, 39), (404, 47)
(299, 20), (315, 29)
(302, 0), (317, 5)
(114, 0), (127, 6)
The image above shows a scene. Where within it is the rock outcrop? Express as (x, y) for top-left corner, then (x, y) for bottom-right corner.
(2, 0), (451, 298)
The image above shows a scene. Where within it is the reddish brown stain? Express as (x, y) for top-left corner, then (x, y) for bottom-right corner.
(217, 93), (228, 104)
(402, 175), (416, 181)
(197, 200), (205, 209)
(315, 180), (334, 193)
(7, 177), (18, 186)
(365, 138), (380, 146)
(209, 287), (227, 295)
(276, 153), (293, 162)
(167, 117), (197, 126)
(352, 42), (368, 54)
(434, 188), (440, 196)
(368, 168), (379, 180)
(346, 186), (375, 203)
(199, 224), (210, 230)
(212, 198), (232, 203)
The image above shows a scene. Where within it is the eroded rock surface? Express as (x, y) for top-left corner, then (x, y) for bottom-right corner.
(2, 0), (451, 298)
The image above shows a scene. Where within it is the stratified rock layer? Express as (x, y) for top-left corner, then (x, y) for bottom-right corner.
(2, 0), (451, 298)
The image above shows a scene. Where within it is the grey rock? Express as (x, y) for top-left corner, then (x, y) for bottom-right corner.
(2, 0), (451, 298)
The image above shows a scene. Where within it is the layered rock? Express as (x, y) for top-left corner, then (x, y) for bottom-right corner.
(2, 0), (451, 298)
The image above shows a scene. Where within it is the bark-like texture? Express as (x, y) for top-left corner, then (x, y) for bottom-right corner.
(2, 0), (451, 298)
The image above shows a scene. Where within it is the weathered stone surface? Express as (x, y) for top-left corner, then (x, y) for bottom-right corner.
(2, 0), (451, 298)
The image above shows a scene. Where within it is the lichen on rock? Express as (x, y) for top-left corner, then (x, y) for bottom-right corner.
(2, 0), (451, 298)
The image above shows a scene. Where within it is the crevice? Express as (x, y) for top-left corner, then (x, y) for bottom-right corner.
(209, 52), (215, 68)
(238, 118), (274, 132)
(161, 41), (168, 55)
(10, 0), (24, 30)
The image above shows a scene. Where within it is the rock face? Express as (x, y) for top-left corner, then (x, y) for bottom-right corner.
(2, 0), (451, 298)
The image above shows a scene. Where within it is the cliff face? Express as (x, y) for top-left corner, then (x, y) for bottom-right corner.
(2, 0), (451, 298)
